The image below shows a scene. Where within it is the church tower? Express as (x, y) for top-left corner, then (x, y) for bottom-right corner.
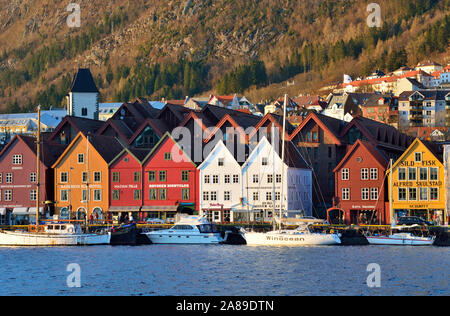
(67, 68), (99, 120)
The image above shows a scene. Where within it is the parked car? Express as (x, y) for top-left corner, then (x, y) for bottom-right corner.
(397, 216), (433, 226)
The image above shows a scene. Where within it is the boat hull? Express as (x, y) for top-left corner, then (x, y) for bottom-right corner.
(366, 236), (434, 246)
(244, 232), (341, 246)
(0, 230), (111, 246)
(143, 232), (223, 244)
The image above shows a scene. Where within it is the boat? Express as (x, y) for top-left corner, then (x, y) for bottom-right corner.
(243, 95), (341, 246)
(0, 223), (111, 246)
(142, 215), (224, 244)
(0, 106), (111, 247)
(110, 223), (138, 245)
(366, 233), (435, 246)
(245, 224), (341, 246)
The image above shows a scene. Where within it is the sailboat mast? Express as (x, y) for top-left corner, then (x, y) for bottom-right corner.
(390, 158), (394, 228)
(279, 95), (287, 232)
(272, 122), (276, 231)
(36, 105), (41, 227)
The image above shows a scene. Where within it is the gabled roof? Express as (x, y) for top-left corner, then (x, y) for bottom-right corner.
(248, 113), (295, 140)
(69, 68), (99, 93)
(333, 140), (388, 173)
(48, 116), (105, 143)
(198, 140), (241, 170)
(289, 112), (346, 145)
(108, 147), (149, 167)
(127, 118), (170, 145)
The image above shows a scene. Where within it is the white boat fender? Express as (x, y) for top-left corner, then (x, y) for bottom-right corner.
(68, 227), (74, 233)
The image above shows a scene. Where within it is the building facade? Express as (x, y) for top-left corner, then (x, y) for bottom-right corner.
(444, 144), (450, 225)
(387, 139), (446, 224)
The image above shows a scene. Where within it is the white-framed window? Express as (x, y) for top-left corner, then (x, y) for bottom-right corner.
(6, 173), (13, 184)
(203, 191), (209, 201)
(218, 158), (224, 166)
(408, 167), (416, 181)
(430, 168), (438, 181)
(224, 191), (231, 201)
(419, 188), (428, 201)
(81, 190), (89, 202)
(415, 152), (422, 162)
(30, 190), (37, 201)
(60, 190), (68, 202)
(93, 190), (102, 201)
(233, 175), (239, 183)
(30, 172), (37, 183)
(0, 173), (2, 183)
(78, 154), (85, 164)
(370, 168), (378, 180)
(361, 188), (369, 200)
(409, 188), (417, 201)
(82, 172), (89, 183)
(430, 187), (439, 201)
(266, 192), (272, 201)
(275, 192), (281, 201)
(267, 174), (273, 183)
(398, 188), (407, 201)
(361, 168), (369, 180)
(262, 157), (268, 166)
(212, 175), (219, 184)
(419, 168), (428, 181)
(253, 191), (259, 201)
(398, 168), (406, 181)
(370, 188), (378, 200)
(342, 188), (350, 200)
(12, 154), (22, 165)
(5, 190), (12, 201)
(276, 174), (282, 183)
(94, 172), (101, 182)
(60, 172), (68, 183)
(204, 175), (210, 184)
(210, 191), (217, 201)
(224, 175), (231, 184)
(253, 174), (259, 184)
(341, 168), (349, 180)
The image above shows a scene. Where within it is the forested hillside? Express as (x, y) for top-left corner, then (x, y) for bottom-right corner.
(0, 0), (449, 112)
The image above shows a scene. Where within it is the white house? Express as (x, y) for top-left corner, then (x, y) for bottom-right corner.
(241, 137), (312, 222)
(444, 144), (450, 226)
(198, 140), (243, 223)
(66, 68), (100, 120)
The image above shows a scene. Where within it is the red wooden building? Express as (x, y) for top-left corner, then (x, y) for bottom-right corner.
(331, 140), (389, 225)
(0, 135), (64, 225)
(142, 132), (199, 221)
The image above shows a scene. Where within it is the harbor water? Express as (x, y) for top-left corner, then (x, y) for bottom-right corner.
(0, 245), (448, 296)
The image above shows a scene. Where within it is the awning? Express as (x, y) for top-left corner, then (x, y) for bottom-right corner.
(0, 208), (6, 216)
(141, 205), (178, 212)
(109, 206), (141, 212)
(28, 207), (45, 214)
(12, 207), (29, 215)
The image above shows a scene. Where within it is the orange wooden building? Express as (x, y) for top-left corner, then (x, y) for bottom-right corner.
(52, 132), (123, 220)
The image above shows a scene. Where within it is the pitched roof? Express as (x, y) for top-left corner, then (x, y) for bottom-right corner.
(333, 140), (388, 173)
(69, 68), (99, 93)
(87, 134), (126, 164)
(48, 116), (105, 142)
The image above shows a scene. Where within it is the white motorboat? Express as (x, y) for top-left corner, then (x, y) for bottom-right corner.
(0, 223), (111, 246)
(143, 216), (224, 244)
(366, 233), (435, 246)
(244, 224), (341, 246)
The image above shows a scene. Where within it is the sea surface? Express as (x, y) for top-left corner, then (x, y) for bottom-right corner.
(0, 245), (448, 296)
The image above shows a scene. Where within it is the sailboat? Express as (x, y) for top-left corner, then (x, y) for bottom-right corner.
(0, 106), (111, 246)
(365, 159), (435, 246)
(244, 95), (341, 246)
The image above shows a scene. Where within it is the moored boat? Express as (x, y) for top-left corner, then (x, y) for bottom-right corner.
(366, 233), (435, 246)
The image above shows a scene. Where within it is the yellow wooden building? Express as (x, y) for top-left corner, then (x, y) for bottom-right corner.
(387, 138), (446, 224)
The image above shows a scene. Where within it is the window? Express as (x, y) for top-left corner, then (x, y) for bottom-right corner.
(5, 173), (13, 184)
(82, 190), (89, 202)
(159, 189), (167, 200)
(164, 153), (172, 161)
(253, 192), (259, 201)
(262, 158), (268, 166)
(212, 175), (219, 184)
(182, 188), (190, 200)
(415, 152), (422, 162)
(133, 172), (141, 183)
(148, 171), (156, 182)
(342, 188), (350, 200)
(233, 175), (239, 183)
(398, 168), (406, 181)
(134, 190), (141, 201)
(276, 174), (282, 183)
(408, 168), (416, 181)
(418, 167), (428, 181)
(419, 188), (428, 201)
(361, 188), (369, 200)
(94, 172), (102, 182)
(224, 175), (230, 184)
(181, 171), (189, 182)
(30, 173), (37, 183)
(267, 174), (273, 183)
(266, 192), (272, 201)
(112, 190), (120, 201)
(253, 174), (259, 184)
(82, 172), (89, 183)
(370, 188), (378, 200)
(398, 188), (407, 201)
(60, 190), (68, 202)
(342, 169), (349, 180)
(0, 173), (2, 183)
(159, 171), (167, 182)
(224, 191), (231, 201)
(210, 191), (217, 201)
(112, 172), (120, 182)
(370, 168), (378, 180)
(204, 175), (210, 184)
(203, 191), (209, 201)
(275, 192), (281, 201)
(430, 168), (438, 181)
(218, 158), (224, 166)
(361, 168), (369, 180)
(430, 188), (439, 201)
(149, 189), (157, 200)
(78, 154), (85, 164)
(12, 154), (22, 165)
(81, 108), (88, 116)
(30, 190), (37, 201)
(409, 188), (417, 201)
(60, 172), (68, 183)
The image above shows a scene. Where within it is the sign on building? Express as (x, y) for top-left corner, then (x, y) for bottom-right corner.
(445, 145), (450, 226)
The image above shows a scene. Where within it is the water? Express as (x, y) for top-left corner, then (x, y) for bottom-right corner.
(0, 245), (448, 296)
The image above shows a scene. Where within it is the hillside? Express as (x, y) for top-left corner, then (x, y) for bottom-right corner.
(0, 0), (449, 112)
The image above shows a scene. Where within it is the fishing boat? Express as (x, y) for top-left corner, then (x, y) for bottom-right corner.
(243, 95), (341, 246)
(142, 215), (224, 244)
(366, 233), (435, 246)
(0, 106), (111, 247)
